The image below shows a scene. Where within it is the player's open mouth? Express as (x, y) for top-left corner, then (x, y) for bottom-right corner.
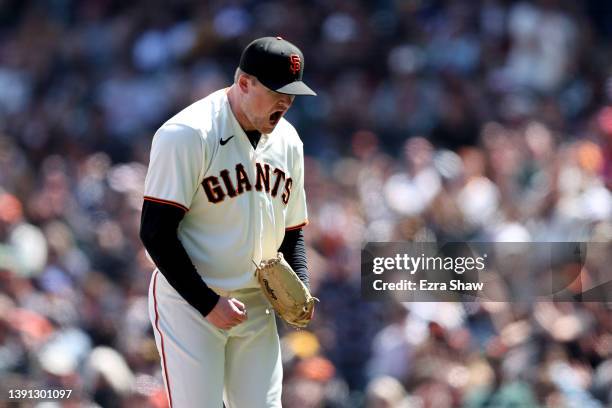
(269, 111), (283, 125)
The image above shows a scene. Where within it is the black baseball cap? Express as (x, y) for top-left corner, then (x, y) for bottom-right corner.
(239, 36), (316, 96)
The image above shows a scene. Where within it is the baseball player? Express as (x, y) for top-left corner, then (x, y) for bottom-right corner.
(140, 37), (316, 408)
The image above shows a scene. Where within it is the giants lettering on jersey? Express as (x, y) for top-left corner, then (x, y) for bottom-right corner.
(202, 162), (293, 205)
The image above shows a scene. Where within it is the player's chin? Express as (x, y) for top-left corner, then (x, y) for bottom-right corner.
(261, 120), (280, 134)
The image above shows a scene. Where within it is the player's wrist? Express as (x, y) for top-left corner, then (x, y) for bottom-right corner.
(199, 289), (221, 317)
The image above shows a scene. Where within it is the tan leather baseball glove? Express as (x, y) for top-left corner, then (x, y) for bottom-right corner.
(255, 253), (318, 329)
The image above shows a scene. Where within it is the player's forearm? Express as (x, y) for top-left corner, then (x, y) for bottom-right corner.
(140, 200), (220, 316)
(279, 228), (309, 289)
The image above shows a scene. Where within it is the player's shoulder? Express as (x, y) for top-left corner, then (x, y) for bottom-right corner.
(161, 88), (228, 139)
(154, 122), (200, 143)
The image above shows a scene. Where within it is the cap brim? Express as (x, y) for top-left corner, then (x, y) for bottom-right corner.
(275, 81), (317, 96)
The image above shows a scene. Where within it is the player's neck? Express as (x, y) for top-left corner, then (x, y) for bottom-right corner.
(227, 85), (256, 132)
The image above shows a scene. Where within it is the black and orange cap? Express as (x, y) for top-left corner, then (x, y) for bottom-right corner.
(239, 36), (316, 96)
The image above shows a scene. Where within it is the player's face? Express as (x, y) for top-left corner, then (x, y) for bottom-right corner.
(243, 78), (295, 134)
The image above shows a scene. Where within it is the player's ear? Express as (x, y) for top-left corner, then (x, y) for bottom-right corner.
(237, 74), (251, 93)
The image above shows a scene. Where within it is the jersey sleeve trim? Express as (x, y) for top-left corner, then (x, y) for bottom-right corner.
(144, 196), (189, 212)
(286, 220), (308, 231)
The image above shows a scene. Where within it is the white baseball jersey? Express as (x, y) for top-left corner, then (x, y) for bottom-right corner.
(143, 88), (308, 290)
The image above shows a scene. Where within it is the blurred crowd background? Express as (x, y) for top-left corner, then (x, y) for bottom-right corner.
(1, 0), (611, 407)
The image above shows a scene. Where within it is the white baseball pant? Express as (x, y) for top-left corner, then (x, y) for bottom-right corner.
(148, 270), (283, 408)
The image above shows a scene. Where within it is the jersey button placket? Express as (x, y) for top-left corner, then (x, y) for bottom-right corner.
(246, 139), (262, 264)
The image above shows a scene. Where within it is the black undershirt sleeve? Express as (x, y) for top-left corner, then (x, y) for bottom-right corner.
(278, 228), (309, 289)
(140, 200), (220, 317)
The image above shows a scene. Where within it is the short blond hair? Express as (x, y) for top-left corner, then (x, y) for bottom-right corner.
(234, 68), (256, 84)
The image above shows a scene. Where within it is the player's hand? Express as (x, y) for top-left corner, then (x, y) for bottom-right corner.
(206, 297), (248, 330)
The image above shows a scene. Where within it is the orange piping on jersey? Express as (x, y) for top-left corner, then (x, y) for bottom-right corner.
(153, 270), (174, 408)
(144, 196), (189, 212)
(286, 220), (308, 231)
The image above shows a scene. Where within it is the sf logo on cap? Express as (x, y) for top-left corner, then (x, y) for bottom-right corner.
(289, 54), (301, 75)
